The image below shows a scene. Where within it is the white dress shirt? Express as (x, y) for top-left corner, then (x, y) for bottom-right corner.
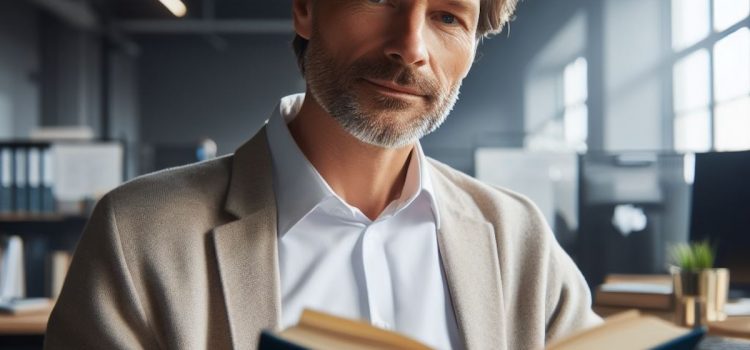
(265, 94), (462, 349)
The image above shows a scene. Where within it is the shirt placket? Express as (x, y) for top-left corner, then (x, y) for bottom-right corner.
(360, 222), (396, 331)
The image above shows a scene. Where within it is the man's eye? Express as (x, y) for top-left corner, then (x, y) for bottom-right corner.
(368, 0), (387, 4)
(439, 13), (458, 25)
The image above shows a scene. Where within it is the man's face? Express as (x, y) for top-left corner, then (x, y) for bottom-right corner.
(298, 0), (479, 148)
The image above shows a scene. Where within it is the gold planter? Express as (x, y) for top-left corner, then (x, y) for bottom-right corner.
(671, 267), (730, 326)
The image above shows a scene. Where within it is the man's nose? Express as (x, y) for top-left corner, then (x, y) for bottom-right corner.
(384, 7), (429, 67)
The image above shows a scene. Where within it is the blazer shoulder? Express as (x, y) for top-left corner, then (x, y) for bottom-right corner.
(108, 154), (233, 206)
(97, 154), (236, 240)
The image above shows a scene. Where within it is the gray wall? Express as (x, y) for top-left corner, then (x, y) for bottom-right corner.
(39, 13), (101, 133)
(109, 50), (141, 179)
(135, 28), (530, 174)
(0, 1), (41, 139)
(138, 34), (304, 170)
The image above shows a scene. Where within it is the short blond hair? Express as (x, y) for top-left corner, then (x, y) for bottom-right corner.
(478, 0), (518, 38)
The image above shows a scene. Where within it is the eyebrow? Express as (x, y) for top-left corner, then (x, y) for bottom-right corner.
(441, 0), (479, 15)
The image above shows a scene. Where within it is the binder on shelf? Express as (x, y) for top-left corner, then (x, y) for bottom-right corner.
(0, 147), (11, 214)
(28, 147), (42, 214)
(41, 147), (56, 213)
(13, 147), (28, 213)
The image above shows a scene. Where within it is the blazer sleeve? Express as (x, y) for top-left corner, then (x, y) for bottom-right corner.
(44, 194), (160, 349)
(543, 235), (603, 343)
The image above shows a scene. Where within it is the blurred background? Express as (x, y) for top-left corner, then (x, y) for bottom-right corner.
(0, 0), (749, 345)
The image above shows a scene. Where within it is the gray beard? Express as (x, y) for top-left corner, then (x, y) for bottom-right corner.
(303, 35), (463, 149)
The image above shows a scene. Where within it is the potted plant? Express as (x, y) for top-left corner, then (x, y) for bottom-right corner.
(669, 241), (729, 325)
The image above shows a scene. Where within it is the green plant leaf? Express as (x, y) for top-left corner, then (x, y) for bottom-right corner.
(669, 240), (715, 271)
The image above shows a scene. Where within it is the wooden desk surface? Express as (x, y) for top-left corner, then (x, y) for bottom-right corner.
(709, 316), (750, 340)
(595, 305), (750, 340)
(0, 301), (53, 335)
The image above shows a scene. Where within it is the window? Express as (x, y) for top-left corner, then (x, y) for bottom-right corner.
(563, 57), (588, 151)
(671, 0), (750, 152)
(525, 56), (588, 151)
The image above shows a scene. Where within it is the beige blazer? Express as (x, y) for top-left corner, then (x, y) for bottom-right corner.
(45, 127), (601, 350)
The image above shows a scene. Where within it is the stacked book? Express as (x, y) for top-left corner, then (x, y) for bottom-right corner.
(594, 274), (674, 312)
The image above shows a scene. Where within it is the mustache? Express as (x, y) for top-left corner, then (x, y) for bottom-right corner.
(349, 58), (441, 98)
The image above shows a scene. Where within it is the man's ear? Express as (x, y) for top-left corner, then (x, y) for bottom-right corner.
(292, 0), (313, 40)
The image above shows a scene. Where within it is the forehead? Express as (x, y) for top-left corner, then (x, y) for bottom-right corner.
(440, 0), (481, 13)
(319, 0), (480, 12)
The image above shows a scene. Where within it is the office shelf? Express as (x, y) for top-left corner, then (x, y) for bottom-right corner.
(0, 214), (88, 223)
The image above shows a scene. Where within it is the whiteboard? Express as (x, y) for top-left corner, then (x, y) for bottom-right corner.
(50, 143), (123, 201)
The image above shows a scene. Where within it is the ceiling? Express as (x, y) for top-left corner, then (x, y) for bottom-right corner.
(94, 0), (293, 20)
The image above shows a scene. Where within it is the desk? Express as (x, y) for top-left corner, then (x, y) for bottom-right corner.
(595, 305), (750, 350)
(0, 302), (52, 335)
(595, 305), (750, 338)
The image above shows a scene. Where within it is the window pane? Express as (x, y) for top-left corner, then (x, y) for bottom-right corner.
(673, 49), (710, 112)
(674, 109), (711, 152)
(715, 96), (750, 151)
(564, 104), (588, 150)
(714, 27), (750, 102)
(563, 57), (588, 106)
(714, 0), (750, 32)
(672, 0), (710, 50)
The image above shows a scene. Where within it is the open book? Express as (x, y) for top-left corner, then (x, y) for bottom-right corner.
(259, 309), (705, 350)
(259, 310), (431, 350)
(548, 310), (705, 350)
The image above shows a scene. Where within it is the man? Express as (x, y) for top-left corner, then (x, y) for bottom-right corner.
(45, 0), (601, 349)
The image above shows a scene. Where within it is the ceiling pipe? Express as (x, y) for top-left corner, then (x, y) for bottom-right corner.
(30, 0), (98, 30)
(114, 19), (293, 34)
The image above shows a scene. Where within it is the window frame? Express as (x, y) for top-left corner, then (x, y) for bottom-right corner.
(668, 0), (750, 152)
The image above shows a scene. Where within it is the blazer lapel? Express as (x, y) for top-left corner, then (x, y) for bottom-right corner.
(435, 175), (508, 349)
(210, 127), (282, 349)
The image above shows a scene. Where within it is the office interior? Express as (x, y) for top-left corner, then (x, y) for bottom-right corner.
(0, 0), (749, 348)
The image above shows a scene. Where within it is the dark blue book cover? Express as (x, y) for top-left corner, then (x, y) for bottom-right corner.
(0, 147), (11, 213)
(41, 147), (55, 213)
(257, 331), (309, 350)
(651, 327), (706, 350)
(27, 147), (42, 213)
(13, 148), (28, 213)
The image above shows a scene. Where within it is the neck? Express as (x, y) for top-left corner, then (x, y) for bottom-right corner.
(287, 94), (414, 220)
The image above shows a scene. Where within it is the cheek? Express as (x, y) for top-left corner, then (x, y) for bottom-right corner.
(313, 6), (388, 63)
(429, 35), (475, 86)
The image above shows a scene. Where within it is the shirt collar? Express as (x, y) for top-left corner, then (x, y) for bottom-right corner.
(265, 93), (441, 235)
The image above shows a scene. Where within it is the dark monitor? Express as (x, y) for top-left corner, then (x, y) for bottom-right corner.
(576, 152), (691, 287)
(690, 151), (750, 294)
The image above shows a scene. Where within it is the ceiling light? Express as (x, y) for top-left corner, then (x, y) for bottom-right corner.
(158, 0), (187, 17)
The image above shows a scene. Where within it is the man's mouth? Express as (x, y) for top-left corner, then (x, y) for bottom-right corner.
(361, 78), (426, 98)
